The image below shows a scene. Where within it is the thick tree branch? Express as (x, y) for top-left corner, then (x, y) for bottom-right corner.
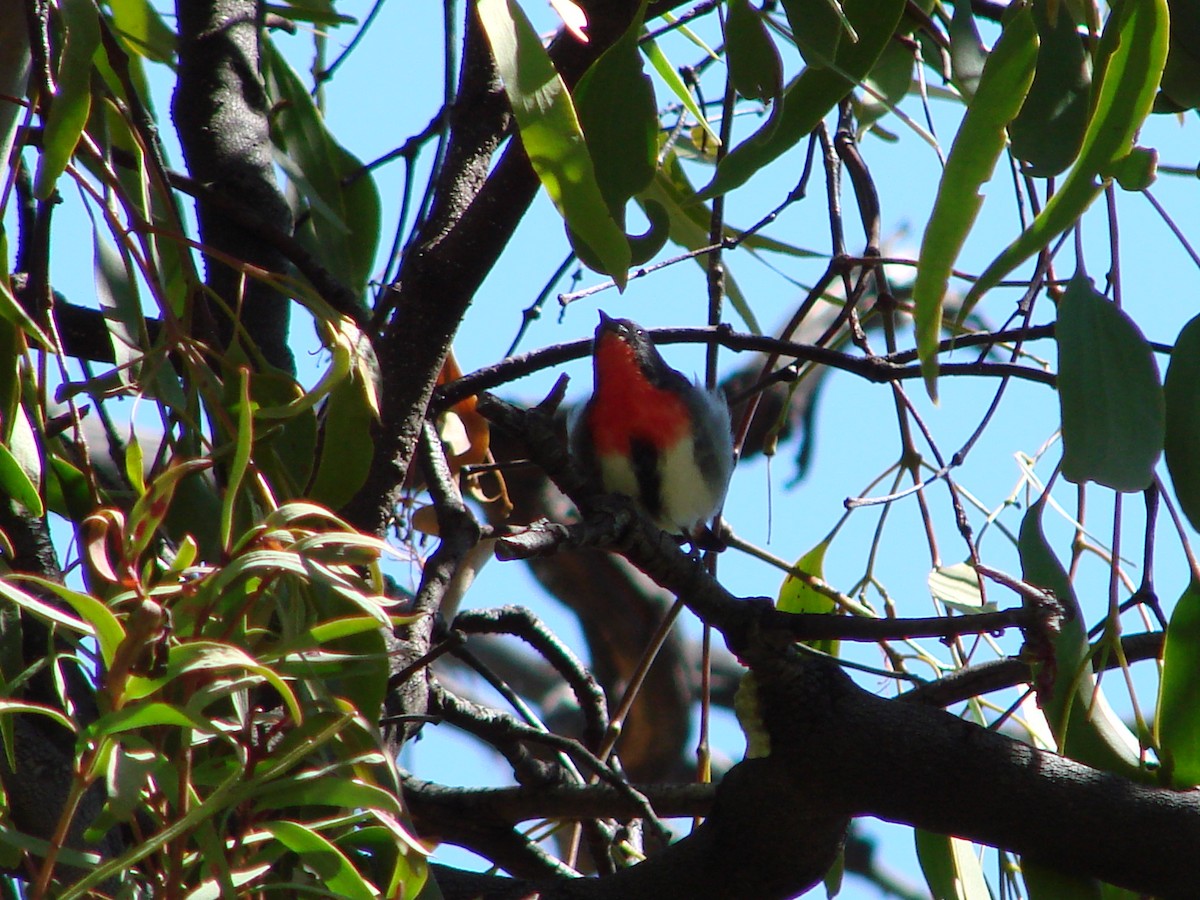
(340, 0), (656, 537)
(172, 0), (294, 372)
(442, 389), (1200, 898)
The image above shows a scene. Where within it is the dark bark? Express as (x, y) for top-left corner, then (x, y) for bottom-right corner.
(411, 390), (1200, 899)
(0, 507), (121, 882)
(340, 0), (649, 538)
(172, 0), (294, 372)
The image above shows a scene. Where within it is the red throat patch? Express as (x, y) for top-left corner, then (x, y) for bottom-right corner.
(589, 334), (689, 454)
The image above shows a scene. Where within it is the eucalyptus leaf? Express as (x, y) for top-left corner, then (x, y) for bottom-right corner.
(1156, 580), (1200, 787)
(1165, 314), (1200, 531)
(477, 0), (630, 285)
(1057, 273), (1163, 492)
(913, 5), (1038, 396)
(962, 0), (1169, 316)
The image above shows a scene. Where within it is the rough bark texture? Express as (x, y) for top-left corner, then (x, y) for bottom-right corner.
(172, 0), (294, 372)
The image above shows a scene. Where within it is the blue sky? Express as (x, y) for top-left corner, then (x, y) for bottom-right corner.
(17, 0), (1200, 894)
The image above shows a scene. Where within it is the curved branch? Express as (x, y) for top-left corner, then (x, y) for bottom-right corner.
(436, 326), (1055, 409)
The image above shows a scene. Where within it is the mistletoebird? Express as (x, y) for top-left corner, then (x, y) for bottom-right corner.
(571, 312), (735, 540)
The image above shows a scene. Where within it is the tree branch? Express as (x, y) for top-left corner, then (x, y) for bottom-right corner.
(172, 0), (294, 372)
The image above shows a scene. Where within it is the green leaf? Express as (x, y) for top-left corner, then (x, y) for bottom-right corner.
(701, 0), (906, 198)
(127, 641), (303, 724)
(0, 579), (89, 637)
(574, 13), (657, 215)
(0, 417), (42, 515)
(1022, 858), (1103, 900)
(948, 0), (987, 100)
(34, 0), (101, 198)
(0, 699), (75, 733)
(92, 741), (159, 838)
(1157, 0), (1200, 111)
(307, 374), (376, 509)
(823, 847), (845, 898)
(263, 41), (380, 298)
(263, 820), (376, 900)
(912, 5), (1038, 397)
(928, 562), (996, 614)
(1156, 580), (1200, 787)
(641, 39), (720, 148)
(915, 830), (990, 900)
(1165, 314), (1200, 531)
(45, 456), (94, 522)
(127, 459), (214, 563)
(85, 702), (216, 740)
(1017, 498), (1146, 780)
(264, 0), (356, 26)
(106, 0), (176, 63)
(183, 864), (273, 900)
(856, 37), (915, 135)
(254, 774), (401, 814)
(778, 0), (846, 68)
(477, 0), (630, 285)
(1009, 0), (1091, 177)
(220, 369), (255, 552)
(777, 538), (837, 655)
(725, 0), (783, 102)
(0, 824), (103, 870)
(962, 0), (1169, 315)
(1107, 145), (1158, 191)
(1, 576), (125, 668)
(1056, 272), (1163, 492)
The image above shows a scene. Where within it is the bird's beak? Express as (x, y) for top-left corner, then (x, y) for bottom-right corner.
(597, 310), (614, 327)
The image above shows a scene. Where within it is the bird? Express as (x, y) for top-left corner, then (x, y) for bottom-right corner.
(570, 311), (735, 540)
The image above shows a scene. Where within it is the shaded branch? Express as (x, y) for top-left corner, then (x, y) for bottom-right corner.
(436, 326), (1056, 410)
(171, 0), (294, 371)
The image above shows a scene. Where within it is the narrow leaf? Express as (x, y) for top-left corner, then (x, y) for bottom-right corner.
(915, 831), (990, 900)
(34, 0), (101, 197)
(0, 699), (75, 733)
(86, 702), (216, 739)
(641, 39), (720, 148)
(948, 1), (987, 100)
(92, 228), (144, 386)
(307, 375), (376, 509)
(219, 368), (255, 552)
(637, 155), (762, 333)
(1022, 859), (1103, 900)
(477, 0), (630, 284)
(1, 576), (125, 668)
(702, 0), (906, 198)
(913, 5), (1038, 396)
(778, 0), (844, 69)
(263, 820), (376, 900)
(0, 441), (41, 516)
(725, 0), (783, 102)
(962, 0), (1169, 315)
(107, 0), (176, 62)
(263, 42), (380, 298)
(574, 14), (658, 214)
(1009, 0), (1092, 177)
(1018, 498), (1146, 779)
